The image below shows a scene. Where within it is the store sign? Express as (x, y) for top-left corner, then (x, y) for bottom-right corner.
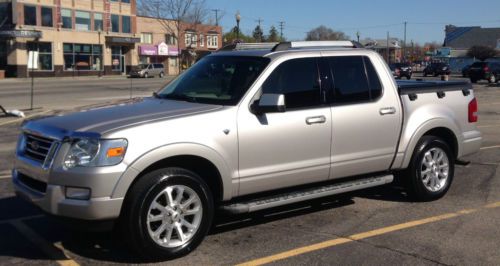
(169, 47), (179, 56)
(158, 42), (169, 56)
(106, 36), (140, 44)
(139, 45), (158, 56)
(0, 30), (42, 39)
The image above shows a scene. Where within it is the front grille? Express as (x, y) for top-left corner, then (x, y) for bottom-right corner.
(23, 133), (55, 163)
(17, 172), (47, 193)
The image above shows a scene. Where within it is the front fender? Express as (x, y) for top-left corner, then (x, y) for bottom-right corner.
(110, 142), (233, 200)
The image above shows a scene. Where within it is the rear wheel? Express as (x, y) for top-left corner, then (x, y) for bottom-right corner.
(144, 72), (149, 78)
(488, 74), (497, 83)
(404, 136), (454, 201)
(120, 167), (214, 261)
(159, 72), (165, 78)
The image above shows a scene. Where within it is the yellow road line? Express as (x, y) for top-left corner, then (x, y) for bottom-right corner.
(236, 202), (499, 266)
(11, 220), (80, 266)
(0, 109), (52, 127)
(480, 145), (500, 150)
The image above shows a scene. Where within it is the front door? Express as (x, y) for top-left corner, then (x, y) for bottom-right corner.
(237, 56), (332, 196)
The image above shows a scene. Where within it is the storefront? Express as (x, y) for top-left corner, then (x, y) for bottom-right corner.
(105, 36), (140, 75)
(138, 42), (179, 75)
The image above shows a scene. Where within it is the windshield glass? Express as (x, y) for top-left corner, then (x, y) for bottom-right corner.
(137, 64), (149, 69)
(157, 56), (270, 105)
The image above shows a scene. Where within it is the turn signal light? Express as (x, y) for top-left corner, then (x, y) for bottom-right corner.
(107, 147), (125, 158)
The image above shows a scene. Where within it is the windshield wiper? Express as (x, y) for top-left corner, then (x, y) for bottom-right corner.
(162, 93), (198, 103)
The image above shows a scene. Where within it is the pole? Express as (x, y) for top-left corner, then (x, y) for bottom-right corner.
(212, 9), (220, 26)
(386, 32), (390, 64)
(279, 21), (285, 41)
(30, 39), (37, 110)
(236, 20), (240, 40)
(98, 30), (102, 77)
(403, 21), (407, 62)
(356, 31), (360, 43)
(130, 74), (133, 99)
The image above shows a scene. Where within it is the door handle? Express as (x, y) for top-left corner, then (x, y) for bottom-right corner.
(306, 115), (327, 125)
(379, 107), (396, 115)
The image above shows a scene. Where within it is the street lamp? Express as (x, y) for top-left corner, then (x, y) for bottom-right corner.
(235, 11), (241, 41)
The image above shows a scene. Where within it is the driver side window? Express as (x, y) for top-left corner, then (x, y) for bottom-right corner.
(262, 58), (322, 109)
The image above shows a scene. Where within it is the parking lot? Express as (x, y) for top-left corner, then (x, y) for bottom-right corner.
(0, 76), (499, 265)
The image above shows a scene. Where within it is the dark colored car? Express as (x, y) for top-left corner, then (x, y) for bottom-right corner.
(468, 61), (500, 83)
(390, 63), (412, 79)
(462, 64), (471, 77)
(423, 62), (451, 77)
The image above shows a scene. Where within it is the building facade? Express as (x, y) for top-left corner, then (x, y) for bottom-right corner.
(0, 0), (140, 78)
(363, 39), (402, 64)
(178, 21), (222, 68)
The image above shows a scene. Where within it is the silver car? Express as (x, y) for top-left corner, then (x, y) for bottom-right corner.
(129, 63), (165, 78)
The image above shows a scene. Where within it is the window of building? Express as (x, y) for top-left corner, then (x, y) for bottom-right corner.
(122, 16), (131, 33)
(0, 3), (12, 27)
(207, 35), (218, 48)
(75, 11), (90, 31)
(122, 0), (131, 3)
(24, 5), (37, 26)
(165, 34), (177, 45)
(41, 7), (53, 27)
(61, 9), (72, 29)
(27, 42), (53, 71)
(94, 13), (103, 31)
(262, 58), (321, 109)
(111, 46), (123, 71)
(185, 32), (195, 46)
(63, 43), (102, 71)
(141, 33), (153, 44)
(0, 41), (7, 70)
(111, 14), (119, 33)
(328, 56), (382, 104)
(199, 34), (204, 47)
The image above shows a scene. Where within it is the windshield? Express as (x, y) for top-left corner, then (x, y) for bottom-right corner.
(137, 64), (149, 70)
(157, 56), (270, 105)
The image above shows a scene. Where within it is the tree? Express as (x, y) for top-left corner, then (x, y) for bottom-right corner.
(223, 26), (254, 44)
(268, 26), (279, 42)
(306, 25), (348, 41)
(252, 25), (264, 42)
(467, 46), (498, 61)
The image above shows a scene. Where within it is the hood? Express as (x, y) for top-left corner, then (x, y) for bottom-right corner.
(23, 98), (223, 138)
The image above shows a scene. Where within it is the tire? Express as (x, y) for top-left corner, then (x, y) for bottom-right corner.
(423, 72), (428, 77)
(406, 75), (411, 80)
(120, 167), (214, 261)
(404, 136), (454, 201)
(144, 72), (149, 78)
(470, 78), (477, 83)
(159, 72), (165, 78)
(488, 74), (496, 83)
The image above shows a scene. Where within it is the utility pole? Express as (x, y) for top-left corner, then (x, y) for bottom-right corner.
(403, 21), (407, 62)
(212, 9), (221, 26)
(278, 21), (285, 41)
(256, 18), (263, 27)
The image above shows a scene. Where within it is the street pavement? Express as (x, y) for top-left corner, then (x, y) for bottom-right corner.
(0, 75), (499, 265)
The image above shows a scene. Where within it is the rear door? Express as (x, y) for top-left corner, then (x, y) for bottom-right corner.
(326, 55), (402, 179)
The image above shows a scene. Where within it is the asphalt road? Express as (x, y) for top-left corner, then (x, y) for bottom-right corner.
(0, 76), (172, 111)
(0, 76), (499, 265)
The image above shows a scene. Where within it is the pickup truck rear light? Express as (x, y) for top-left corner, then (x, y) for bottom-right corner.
(468, 98), (478, 123)
(484, 66), (489, 72)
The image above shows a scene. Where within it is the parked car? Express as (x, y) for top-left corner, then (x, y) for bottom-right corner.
(129, 63), (165, 78)
(12, 41), (482, 260)
(423, 62), (451, 77)
(390, 63), (412, 79)
(462, 64), (471, 77)
(468, 61), (500, 83)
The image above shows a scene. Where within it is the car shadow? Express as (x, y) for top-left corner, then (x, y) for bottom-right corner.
(0, 183), (413, 264)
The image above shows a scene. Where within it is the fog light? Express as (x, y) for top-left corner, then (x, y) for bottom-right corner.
(65, 187), (90, 200)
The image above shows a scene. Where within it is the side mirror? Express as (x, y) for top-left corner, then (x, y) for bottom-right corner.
(251, 94), (286, 115)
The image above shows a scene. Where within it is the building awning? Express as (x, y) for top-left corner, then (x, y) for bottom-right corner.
(105, 36), (140, 45)
(139, 45), (158, 55)
(0, 30), (42, 39)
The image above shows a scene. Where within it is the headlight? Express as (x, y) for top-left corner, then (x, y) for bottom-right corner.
(63, 138), (127, 169)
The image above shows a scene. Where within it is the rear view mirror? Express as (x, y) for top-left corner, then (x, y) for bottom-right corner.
(251, 94), (286, 115)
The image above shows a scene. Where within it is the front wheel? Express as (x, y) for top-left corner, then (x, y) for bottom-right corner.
(120, 167), (214, 261)
(159, 72), (165, 78)
(404, 136), (454, 201)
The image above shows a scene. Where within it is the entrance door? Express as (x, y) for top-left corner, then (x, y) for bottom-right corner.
(120, 55), (125, 74)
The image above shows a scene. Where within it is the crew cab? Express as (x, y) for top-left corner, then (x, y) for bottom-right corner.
(12, 41), (482, 260)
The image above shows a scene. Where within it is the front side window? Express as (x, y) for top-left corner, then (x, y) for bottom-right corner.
(75, 11), (90, 31)
(24, 5), (37, 26)
(262, 58), (322, 109)
(111, 14), (119, 32)
(41, 7), (53, 27)
(27, 42), (52, 71)
(328, 56), (382, 104)
(94, 13), (103, 31)
(61, 9), (72, 29)
(158, 56), (270, 105)
(122, 16), (130, 33)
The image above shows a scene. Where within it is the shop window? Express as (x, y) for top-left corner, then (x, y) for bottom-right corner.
(75, 11), (90, 31)
(61, 9), (72, 29)
(0, 41), (7, 70)
(122, 16), (131, 33)
(94, 13), (103, 31)
(24, 5), (37, 26)
(111, 15), (119, 33)
(141, 33), (152, 44)
(27, 42), (53, 71)
(41, 7), (53, 27)
(111, 46), (123, 72)
(63, 43), (103, 71)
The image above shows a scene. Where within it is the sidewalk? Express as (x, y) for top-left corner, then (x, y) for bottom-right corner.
(0, 75), (177, 83)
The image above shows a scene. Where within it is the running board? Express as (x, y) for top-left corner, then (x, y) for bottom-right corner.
(221, 174), (394, 214)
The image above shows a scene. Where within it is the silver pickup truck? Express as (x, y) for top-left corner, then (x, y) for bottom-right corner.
(12, 41), (482, 260)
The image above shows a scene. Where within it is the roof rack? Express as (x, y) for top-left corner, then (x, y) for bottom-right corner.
(271, 41), (363, 51)
(218, 42), (278, 52)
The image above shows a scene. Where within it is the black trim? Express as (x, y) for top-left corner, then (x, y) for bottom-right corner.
(437, 91), (446, 99)
(398, 80), (472, 95)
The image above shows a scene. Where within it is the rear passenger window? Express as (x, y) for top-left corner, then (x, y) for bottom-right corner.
(154, 64), (163, 69)
(262, 58), (322, 109)
(328, 56), (382, 104)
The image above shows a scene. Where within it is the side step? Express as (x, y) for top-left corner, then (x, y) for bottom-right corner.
(221, 174), (394, 214)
